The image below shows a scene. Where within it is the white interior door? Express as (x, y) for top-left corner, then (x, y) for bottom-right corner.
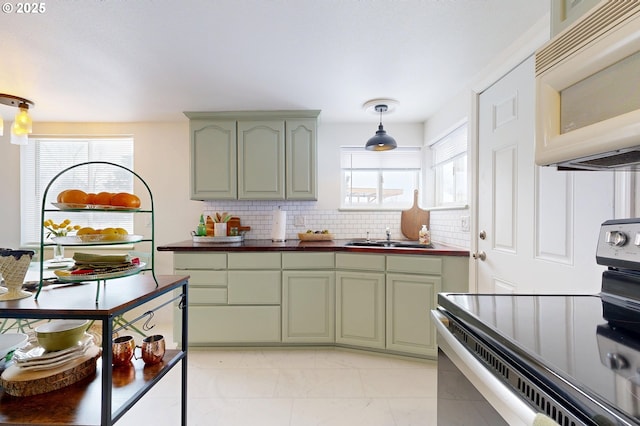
(477, 56), (615, 294)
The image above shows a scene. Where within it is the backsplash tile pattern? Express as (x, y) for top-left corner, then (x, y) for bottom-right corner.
(203, 201), (470, 248)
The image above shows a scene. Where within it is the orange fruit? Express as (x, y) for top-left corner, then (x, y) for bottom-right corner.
(93, 192), (114, 206)
(100, 228), (120, 241)
(58, 189), (88, 205)
(56, 190), (70, 203)
(76, 227), (96, 235)
(110, 192), (141, 208)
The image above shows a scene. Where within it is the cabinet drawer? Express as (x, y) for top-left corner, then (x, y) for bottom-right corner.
(189, 287), (228, 305)
(228, 271), (281, 304)
(282, 252), (334, 269)
(178, 270), (227, 286)
(335, 253), (385, 272)
(174, 253), (227, 269)
(188, 306), (281, 343)
(227, 252), (281, 269)
(386, 255), (442, 275)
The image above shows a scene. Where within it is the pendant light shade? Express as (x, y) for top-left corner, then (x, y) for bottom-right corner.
(13, 104), (32, 135)
(0, 94), (34, 145)
(365, 104), (397, 151)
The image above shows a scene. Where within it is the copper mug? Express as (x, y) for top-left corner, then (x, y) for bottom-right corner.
(112, 335), (135, 367)
(134, 334), (165, 365)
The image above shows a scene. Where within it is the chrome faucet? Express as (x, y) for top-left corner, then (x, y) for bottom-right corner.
(386, 227), (391, 241)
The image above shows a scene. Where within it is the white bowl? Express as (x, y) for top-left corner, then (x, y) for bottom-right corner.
(35, 320), (89, 351)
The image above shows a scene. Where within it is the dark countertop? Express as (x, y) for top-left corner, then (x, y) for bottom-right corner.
(157, 239), (469, 256)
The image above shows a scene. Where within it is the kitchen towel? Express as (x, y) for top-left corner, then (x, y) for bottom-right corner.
(271, 208), (286, 241)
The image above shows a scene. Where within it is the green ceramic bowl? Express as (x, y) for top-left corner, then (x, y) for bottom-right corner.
(35, 320), (89, 352)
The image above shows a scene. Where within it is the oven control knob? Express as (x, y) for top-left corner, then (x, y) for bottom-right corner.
(606, 352), (629, 370)
(606, 231), (628, 247)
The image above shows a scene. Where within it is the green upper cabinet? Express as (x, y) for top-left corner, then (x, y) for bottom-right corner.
(238, 120), (285, 200)
(185, 110), (319, 200)
(189, 119), (237, 200)
(286, 119), (317, 200)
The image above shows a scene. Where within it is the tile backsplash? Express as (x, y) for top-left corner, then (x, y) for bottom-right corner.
(203, 201), (470, 249)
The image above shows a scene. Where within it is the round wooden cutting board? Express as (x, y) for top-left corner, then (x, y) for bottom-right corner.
(0, 345), (101, 397)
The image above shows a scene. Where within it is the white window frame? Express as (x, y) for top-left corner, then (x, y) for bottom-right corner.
(20, 136), (135, 246)
(340, 146), (422, 210)
(429, 122), (468, 208)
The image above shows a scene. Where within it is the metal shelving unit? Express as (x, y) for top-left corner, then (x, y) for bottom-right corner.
(0, 275), (189, 425)
(35, 161), (158, 301)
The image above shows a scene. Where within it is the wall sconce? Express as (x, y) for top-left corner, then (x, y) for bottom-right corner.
(0, 93), (34, 145)
(363, 98), (398, 151)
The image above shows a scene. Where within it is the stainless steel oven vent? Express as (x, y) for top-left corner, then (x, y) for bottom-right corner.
(447, 319), (583, 426)
(516, 378), (577, 426)
(474, 342), (510, 379)
(449, 320), (469, 344)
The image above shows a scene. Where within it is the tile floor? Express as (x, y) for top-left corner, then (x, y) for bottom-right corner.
(116, 346), (439, 426)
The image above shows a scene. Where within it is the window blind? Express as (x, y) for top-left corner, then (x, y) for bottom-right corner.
(340, 147), (422, 169)
(20, 137), (134, 246)
(431, 125), (467, 166)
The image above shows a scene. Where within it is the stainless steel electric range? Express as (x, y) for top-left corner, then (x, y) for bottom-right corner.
(434, 219), (640, 426)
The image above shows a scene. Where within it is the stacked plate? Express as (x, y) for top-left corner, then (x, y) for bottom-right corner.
(12, 334), (95, 371)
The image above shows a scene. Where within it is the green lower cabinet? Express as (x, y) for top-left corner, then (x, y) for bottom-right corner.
(335, 271), (386, 349)
(386, 273), (441, 357)
(282, 271), (335, 343)
(171, 251), (468, 358)
(189, 306), (281, 344)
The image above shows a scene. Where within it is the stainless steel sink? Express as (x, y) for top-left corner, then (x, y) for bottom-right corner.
(345, 240), (433, 249)
(392, 242), (435, 248)
(345, 240), (392, 247)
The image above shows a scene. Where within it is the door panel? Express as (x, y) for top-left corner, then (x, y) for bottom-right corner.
(493, 146), (517, 252)
(477, 56), (615, 294)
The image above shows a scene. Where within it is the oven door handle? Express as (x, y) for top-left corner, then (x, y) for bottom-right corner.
(431, 310), (545, 426)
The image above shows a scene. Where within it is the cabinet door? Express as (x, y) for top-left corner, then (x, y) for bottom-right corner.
(228, 270), (281, 304)
(188, 306), (281, 344)
(282, 252), (334, 269)
(286, 119), (317, 200)
(190, 120), (237, 200)
(174, 253), (227, 270)
(237, 120), (285, 200)
(335, 253), (385, 272)
(386, 273), (441, 356)
(282, 271), (335, 343)
(179, 270), (228, 305)
(335, 271), (385, 349)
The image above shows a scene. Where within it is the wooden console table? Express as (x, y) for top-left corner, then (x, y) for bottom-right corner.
(0, 274), (189, 425)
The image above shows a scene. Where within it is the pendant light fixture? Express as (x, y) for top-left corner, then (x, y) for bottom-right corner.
(363, 99), (398, 151)
(0, 93), (34, 145)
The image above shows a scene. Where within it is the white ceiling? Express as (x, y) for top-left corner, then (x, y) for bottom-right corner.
(0, 0), (549, 124)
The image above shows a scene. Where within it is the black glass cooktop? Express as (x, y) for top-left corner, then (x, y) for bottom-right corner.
(438, 293), (640, 425)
